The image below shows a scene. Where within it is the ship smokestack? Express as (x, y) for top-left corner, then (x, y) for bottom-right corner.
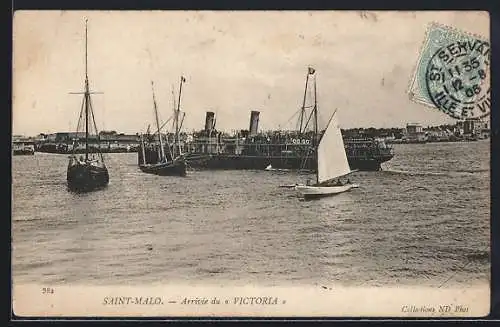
(249, 110), (260, 136)
(205, 111), (215, 132)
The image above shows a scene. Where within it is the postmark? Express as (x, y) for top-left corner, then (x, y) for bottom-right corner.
(408, 23), (490, 119)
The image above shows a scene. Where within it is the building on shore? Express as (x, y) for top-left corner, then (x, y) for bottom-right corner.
(35, 131), (141, 153)
(459, 118), (490, 140)
(403, 123), (427, 143)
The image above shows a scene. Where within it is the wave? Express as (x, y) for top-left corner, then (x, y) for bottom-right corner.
(383, 168), (487, 177)
(383, 169), (448, 177)
(466, 251), (490, 262)
(265, 165), (292, 172)
(28, 180), (66, 187)
(12, 217), (44, 223)
(454, 168), (489, 174)
(402, 185), (432, 192)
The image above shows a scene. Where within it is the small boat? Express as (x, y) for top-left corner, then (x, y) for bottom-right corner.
(12, 141), (35, 155)
(294, 68), (358, 200)
(66, 18), (109, 193)
(139, 158), (187, 176)
(138, 77), (187, 177)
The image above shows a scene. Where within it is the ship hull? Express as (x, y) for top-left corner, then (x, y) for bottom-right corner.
(185, 154), (391, 171)
(67, 161), (109, 193)
(295, 184), (357, 199)
(347, 156), (393, 171)
(139, 160), (187, 176)
(186, 155), (277, 170)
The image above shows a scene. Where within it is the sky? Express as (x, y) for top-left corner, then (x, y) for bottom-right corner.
(12, 10), (489, 136)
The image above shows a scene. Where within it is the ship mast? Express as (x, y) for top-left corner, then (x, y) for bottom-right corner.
(84, 18), (90, 161)
(313, 73), (319, 185)
(175, 76), (185, 157)
(171, 85), (176, 136)
(69, 18), (104, 161)
(151, 81), (166, 162)
(299, 70), (310, 134)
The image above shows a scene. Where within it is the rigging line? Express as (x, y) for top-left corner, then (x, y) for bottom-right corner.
(179, 112), (186, 131)
(144, 116), (174, 138)
(77, 96), (85, 129)
(69, 92), (103, 94)
(280, 108), (301, 130)
(157, 115), (174, 135)
(437, 244), (490, 288)
(299, 151), (309, 172)
(303, 109), (315, 133)
(299, 146), (314, 172)
(162, 127), (174, 160)
(73, 96), (86, 155)
(88, 96), (104, 162)
(171, 85), (176, 133)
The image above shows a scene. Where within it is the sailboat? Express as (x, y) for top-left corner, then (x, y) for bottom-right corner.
(66, 18), (109, 193)
(294, 68), (358, 199)
(138, 77), (187, 176)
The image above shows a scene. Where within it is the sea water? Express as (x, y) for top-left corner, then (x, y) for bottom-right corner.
(11, 140), (490, 288)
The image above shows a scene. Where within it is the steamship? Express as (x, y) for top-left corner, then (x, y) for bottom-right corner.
(139, 110), (394, 171)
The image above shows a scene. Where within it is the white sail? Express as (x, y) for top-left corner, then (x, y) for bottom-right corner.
(316, 111), (351, 184)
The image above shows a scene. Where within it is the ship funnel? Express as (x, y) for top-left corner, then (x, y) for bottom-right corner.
(249, 110), (260, 136)
(205, 111), (215, 131)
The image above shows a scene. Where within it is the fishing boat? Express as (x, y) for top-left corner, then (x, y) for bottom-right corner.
(138, 77), (187, 177)
(294, 68), (358, 199)
(12, 140), (35, 155)
(66, 19), (109, 193)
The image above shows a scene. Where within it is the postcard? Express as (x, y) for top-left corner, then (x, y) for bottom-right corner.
(12, 10), (490, 318)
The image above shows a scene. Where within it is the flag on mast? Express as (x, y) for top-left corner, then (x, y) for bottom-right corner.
(308, 67), (316, 75)
(181, 76), (186, 82)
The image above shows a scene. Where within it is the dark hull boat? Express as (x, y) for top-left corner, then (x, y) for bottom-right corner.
(13, 149), (35, 156)
(67, 158), (109, 192)
(139, 158), (187, 176)
(138, 76), (188, 178)
(12, 142), (35, 155)
(66, 18), (109, 193)
(184, 152), (392, 172)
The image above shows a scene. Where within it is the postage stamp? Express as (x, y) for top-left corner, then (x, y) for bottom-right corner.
(408, 23), (490, 120)
(11, 11), (491, 320)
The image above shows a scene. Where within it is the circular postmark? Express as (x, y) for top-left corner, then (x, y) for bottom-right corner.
(425, 39), (490, 120)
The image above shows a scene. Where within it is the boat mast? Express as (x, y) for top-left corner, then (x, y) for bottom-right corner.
(140, 134), (146, 165)
(175, 76), (185, 157)
(171, 85), (176, 137)
(313, 73), (319, 185)
(151, 81), (165, 162)
(299, 70), (310, 134)
(84, 18), (90, 161)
